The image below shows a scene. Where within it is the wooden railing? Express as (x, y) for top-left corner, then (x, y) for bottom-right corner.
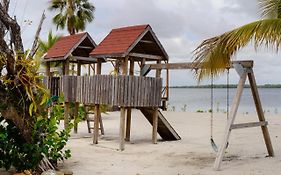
(44, 75), (162, 107)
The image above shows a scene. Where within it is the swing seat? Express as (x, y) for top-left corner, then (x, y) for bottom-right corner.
(210, 138), (229, 152)
(211, 138), (218, 152)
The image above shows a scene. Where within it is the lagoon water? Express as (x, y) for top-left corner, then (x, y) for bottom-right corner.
(168, 88), (281, 114)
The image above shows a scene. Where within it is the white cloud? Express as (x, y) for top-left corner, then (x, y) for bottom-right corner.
(10, 0), (281, 85)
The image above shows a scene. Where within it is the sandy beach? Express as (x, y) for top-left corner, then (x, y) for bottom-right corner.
(61, 110), (281, 175)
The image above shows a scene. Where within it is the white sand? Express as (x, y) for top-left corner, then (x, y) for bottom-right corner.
(61, 110), (281, 175)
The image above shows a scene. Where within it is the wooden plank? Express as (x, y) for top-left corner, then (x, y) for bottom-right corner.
(214, 71), (247, 170)
(128, 53), (163, 61)
(147, 60), (254, 70)
(124, 76), (128, 106)
(248, 69), (274, 157)
(230, 121), (268, 130)
(135, 77), (139, 107)
(93, 76), (97, 104)
(139, 77), (143, 107)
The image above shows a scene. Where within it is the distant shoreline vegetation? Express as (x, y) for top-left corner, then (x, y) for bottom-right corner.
(169, 84), (281, 88)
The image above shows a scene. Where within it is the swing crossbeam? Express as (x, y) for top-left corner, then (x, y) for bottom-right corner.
(147, 60), (253, 70)
(145, 59), (274, 170)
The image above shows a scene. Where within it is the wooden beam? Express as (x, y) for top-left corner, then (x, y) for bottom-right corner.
(230, 121), (268, 130)
(152, 108), (158, 144)
(45, 62), (51, 76)
(125, 59), (134, 141)
(120, 57), (128, 150)
(63, 59), (70, 129)
(139, 40), (154, 44)
(147, 60), (253, 70)
(74, 62), (81, 133)
(77, 46), (94, 49)
(43, 57), (65, 62)
(248, 69), (274, 157)
(93, 105), (100, 144)
(119, 107), (126, 151)
(128, 53), (163, 60)
(93, 60), (102, 144)
(214, 70), (247, 170)
(72, 56), (105, 63)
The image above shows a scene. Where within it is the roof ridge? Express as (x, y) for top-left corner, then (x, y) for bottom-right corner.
(112, 24), (149, 31)
(61, 32), (87, 39)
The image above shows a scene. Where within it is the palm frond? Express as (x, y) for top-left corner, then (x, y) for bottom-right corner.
(259, 0), (281, 18)
(193, 18), (281, 81)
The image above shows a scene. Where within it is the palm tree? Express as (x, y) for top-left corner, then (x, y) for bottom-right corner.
(49, 0), (95, 35)
(193, 0), (281, 80)
(37, 30), (61, 58)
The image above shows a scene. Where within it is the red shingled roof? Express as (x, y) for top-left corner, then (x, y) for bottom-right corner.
(44, 32), (88, 59)
(90, 24), (149, 57)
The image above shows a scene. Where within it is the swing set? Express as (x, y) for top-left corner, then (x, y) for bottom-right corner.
(146, 60), (274, 170)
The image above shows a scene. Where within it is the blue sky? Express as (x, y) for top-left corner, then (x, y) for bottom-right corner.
(11, 0), (281, 85)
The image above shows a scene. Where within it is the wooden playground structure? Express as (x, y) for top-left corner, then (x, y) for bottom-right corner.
(43, 24), (274, 170)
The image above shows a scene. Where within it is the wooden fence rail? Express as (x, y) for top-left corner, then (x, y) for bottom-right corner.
(44, 75), (162, 107)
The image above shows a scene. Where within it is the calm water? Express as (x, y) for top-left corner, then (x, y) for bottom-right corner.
(168, 88), (281, 114)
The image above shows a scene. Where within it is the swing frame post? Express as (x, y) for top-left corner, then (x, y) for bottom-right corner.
(213, 62), (274, 170)
(146, 60), (274, 170)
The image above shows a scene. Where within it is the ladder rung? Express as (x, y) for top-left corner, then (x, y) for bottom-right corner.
(230, 121), (268, 130)
(87, 118), (94, 121)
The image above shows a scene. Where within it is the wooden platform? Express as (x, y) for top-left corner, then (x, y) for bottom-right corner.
(140, 108), (181, 141)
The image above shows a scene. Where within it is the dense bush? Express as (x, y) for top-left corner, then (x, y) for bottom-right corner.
(0, 99), (72, 172)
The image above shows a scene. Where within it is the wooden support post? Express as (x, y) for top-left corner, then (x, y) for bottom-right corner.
(156, 60), (161, 78)
(46, 62), (51, 77)
(165, 62), (169, 100)
(119, 107), (126, 151)
(152, 60), (161, 143)
(74, 62), (81, 133)
(63, 60), (70, 129)
(214, 70), (247, 170)
(119, 57), (128, 149)
(125, 59), (134, 141)
(152, 108), (158, 144)
(88, 64), (91, 76)
(248, 69), (274, 157)
(93, 105), (100, 144)
(93, 60), (102, 144)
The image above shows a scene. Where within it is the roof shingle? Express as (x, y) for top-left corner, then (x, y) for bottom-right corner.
(44, 32), (88, 59)
(90, 24), (149, 57)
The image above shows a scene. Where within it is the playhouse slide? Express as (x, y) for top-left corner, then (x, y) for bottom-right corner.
(140, 108), (181, 141)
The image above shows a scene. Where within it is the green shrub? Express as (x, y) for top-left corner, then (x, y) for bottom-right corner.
(0, 100), (72, 171)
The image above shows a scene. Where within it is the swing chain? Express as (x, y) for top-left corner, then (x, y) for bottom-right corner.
(210, 72), (214, 139)
(226, 67), (230, 119)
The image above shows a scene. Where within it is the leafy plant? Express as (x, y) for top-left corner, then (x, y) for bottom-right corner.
(0, 97), (73, 172)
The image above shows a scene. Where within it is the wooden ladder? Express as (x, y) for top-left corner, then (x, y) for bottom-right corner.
(85, 107), (104, 135)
